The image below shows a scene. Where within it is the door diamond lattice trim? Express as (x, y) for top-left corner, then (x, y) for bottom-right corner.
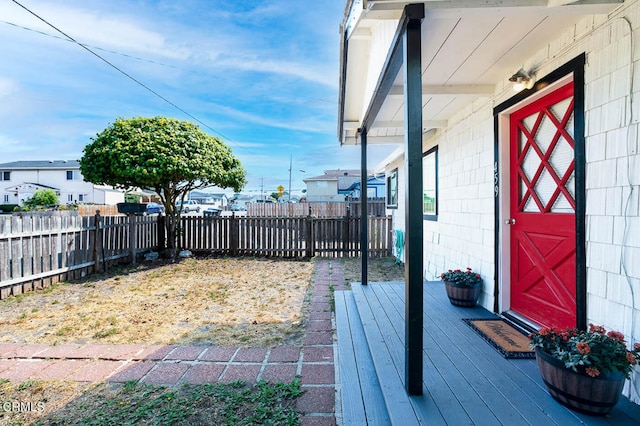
(516, 97), (575, 214)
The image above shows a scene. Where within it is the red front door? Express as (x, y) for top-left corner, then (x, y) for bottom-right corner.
(509, 82), (577, 328)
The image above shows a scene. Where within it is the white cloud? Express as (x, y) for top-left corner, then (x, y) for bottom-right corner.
(212, 56), (336, 87)
(214, 103), (333, 133)
(3, 1), (190, 59)
(0, 78), (18, 98)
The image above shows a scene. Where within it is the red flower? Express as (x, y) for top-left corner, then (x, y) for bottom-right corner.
(607, 331), (625, 341)
(576, 342), (591, 354)
(627, 352), (637, 365)
(585, 367), (600, 378)
(538, 327), (552, 336)
(589, 323), (606, 334)
(634, 343), (640, 351)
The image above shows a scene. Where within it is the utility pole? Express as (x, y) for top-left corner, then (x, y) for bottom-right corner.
(288, 154), (292, 202)
(260, 177), (264, 201)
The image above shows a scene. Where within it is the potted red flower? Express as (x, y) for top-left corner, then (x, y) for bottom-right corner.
(440, 268), (483, 307)
(529, 323), (640, 416)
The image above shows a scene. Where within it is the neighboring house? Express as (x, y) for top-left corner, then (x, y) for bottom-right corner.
(339, 0), (639, 403)
(345, 175), (386, 198)
(232, 194), (259, 208)
(304, 169), (368, 202)
(0, 160), (124, 205)
(189, 191), (229, 209)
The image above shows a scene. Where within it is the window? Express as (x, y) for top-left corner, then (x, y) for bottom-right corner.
(67, 194), (73, 202)
(1, 171), (10, 181)
(423, 146), (438, 220)
(3, 195), (8, 203)
(78, 194), (85, 202)
(386, 169), (398, 208)
(66, 170), (80, 180)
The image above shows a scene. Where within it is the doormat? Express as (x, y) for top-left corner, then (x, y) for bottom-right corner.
(462, 318), (535, 359)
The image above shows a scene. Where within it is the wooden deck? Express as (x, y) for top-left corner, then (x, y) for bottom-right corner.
(335, 282), (640, 425)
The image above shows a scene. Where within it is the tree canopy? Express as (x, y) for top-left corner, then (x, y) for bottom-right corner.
(80, 116), (247, 256)
(80, 116), (246, 195)
(24, 189), (59, 209)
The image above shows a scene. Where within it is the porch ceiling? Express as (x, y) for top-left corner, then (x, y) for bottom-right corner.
(338, 0), (623, 146)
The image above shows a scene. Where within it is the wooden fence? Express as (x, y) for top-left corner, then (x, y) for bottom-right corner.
(179, 215), (391, 258)
(77, 205), (121, 216)
(0, 213), (392, 299)
(247, 198), (387, 217)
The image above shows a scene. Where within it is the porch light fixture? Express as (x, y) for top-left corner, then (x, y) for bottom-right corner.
(509, 68), (534, 92)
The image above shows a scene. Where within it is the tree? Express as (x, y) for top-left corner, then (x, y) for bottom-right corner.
(23, 189), (59, 209)
(80, 116), (246, 257)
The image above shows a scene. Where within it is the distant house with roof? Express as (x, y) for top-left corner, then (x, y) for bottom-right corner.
(344, 175), (386, 199)
(0, 160), (125, 206)
(304, 169), (367, 202)
(189, 191), (229, 209)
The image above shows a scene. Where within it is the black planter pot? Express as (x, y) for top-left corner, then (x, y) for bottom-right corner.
(535, 348), (625, 416)
(444, 281), (481, 307)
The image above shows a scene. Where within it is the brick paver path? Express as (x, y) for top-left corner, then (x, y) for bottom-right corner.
(0, 259), (347, 426)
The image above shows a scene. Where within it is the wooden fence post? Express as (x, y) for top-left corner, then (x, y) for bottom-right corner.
(230, 214), (239, 256)
(343, 207), (350, 256)
(93, 211), (101, 273)
(128, 214), (137, 265)
(305, 215), (313, 258)
(157, 215), (166, 253)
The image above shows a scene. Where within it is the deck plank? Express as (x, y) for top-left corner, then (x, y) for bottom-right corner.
(375, 282), (504, 425)
(413, 283), (592, 425)
(341, 282), (640, 425)
(351, 283), (423, 425)
(357, 283), (450, 425)
(335, 291), (391, 425)
(334, 291), (367, 425)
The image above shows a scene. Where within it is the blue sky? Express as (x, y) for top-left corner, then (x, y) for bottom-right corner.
(0, 0), (393, 195)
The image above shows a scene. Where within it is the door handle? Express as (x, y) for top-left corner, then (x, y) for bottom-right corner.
(504, 218), (516, 225)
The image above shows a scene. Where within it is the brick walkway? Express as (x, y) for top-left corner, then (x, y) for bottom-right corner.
(0, 259), (348, 426)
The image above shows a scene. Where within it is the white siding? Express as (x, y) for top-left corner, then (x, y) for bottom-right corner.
(0, 167), (123, 205)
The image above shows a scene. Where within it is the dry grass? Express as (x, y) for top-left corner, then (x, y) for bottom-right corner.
(340, 257), (405, 285)
(0, 379), (92, 426)
(0, 257), (314, 347)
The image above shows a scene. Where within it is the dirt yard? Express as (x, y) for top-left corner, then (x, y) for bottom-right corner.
(0, 257), (405, 425)
(0, 257), (314, 348)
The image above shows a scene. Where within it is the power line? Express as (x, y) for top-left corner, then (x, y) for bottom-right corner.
(0, 18), (338, 105)
(0, 19), (185, 72)
(9, 0), (241, 146)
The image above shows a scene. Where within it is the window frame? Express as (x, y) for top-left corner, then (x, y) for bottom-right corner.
(422, 146), (438, 221)
(1, 171), (10, 181)
(386, 168), (398, 208)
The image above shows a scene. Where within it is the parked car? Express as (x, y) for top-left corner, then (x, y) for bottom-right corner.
(230, 204), (246, 211)
(145, 202), (165, 215)
(176, 200), (200, 213)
